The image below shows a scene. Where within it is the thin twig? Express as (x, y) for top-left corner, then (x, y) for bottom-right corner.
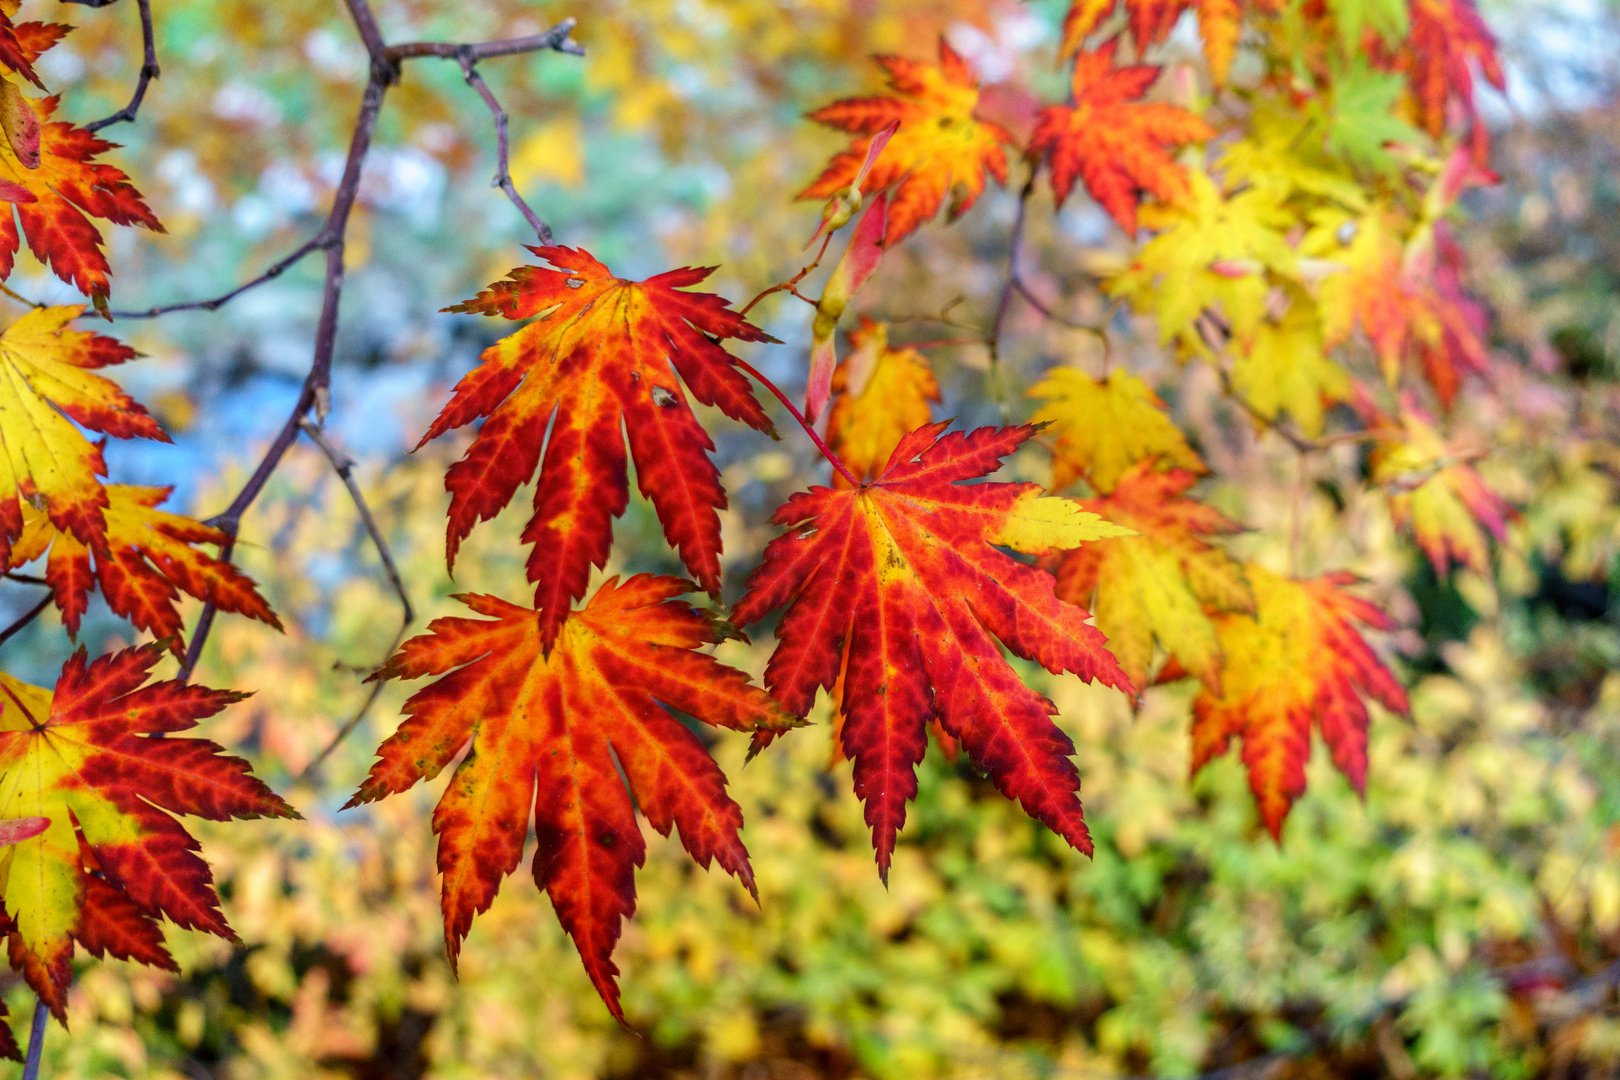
(386, 19), (584, 63)
(174, 0), (580, 679)
(108, 235), (331, 320)
(985, 174), (1039, 423)
(735, 358), (860, 485)
(4, 572), (48, 587)
(741, 231), (837, 318)
(84, 0), (159, 133)
(458, 56), (551, 242)
(294, 419), (414, 782)
(20, 995), (46, 1080)
(0, 591), (54, 650)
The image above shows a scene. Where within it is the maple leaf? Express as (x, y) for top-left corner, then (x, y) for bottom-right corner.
(1322, 60), (1425, 175)
(427, 246), (774, 651)
(800, 37), (1014, 245)
(825, 319), (939, 487)
(0, 93), (162, 308)
(1188, 568), (1408, 838)
(1230, 289), (1352, 436)
(732, 422), (1134, 877)
(1359, 395), (1511, 575)
(9, 484), (281, 647)
(1029, 42), (1213, 236)
(1218, 99), (1369, 209)
(0, 644), (296, 1018)
(1046, 460), (1251, 692)
(0, 305), (169, 570)
(1403, 0), (1504, 139)
(1309, 207), (1489, 405)
(1109, 168), (1298, 356)
(1027, 367), (1204, 493)
(1060, 0), (1246, 85)
(0, 1), (65, 91)
(348, 574), (792, 1022)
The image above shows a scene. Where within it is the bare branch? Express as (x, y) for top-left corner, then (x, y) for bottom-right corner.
(108, 234), (331, 320)
(294, 419), (414, 782)
(386, 18), (583, 62)
(84, 0), (159, 133)
(0, 590), (54, 651)
(178, 0), (578, 677)
(19, 996), (46, 1080)
(459, 58), (552, 242)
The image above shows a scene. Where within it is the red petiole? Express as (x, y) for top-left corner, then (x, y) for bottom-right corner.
(736, 358), (861, 487)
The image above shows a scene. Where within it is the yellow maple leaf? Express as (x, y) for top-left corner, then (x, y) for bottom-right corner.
(1229, 290), (1351, 436)
(825, 319), (939, 487)
(1047, 460), (1251, 692)
(1109, 169), (1299, 357)
(1027, 367), (1204, 493)
(0, 306), (167, 567)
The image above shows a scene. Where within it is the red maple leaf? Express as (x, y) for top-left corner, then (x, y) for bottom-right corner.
(425, 246), (774, 651)
(348, 575), (794, 1021)
(1403, 0), (1505, 139)
(800, 37), (1015, 245)
(1061, 0), (1247, 84)
(1029, 42), (1214, 236)
(732, 423), (1134, 878)
(0, 644), (295, 1022)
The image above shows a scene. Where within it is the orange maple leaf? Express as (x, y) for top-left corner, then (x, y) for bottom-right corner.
(1402, 0), (1504, 139)
(0, 93), (162, 308)
(1047, 461), (1252, 692)
(0, 644), (296, 1020)
(825, 319), (939, 487)
(732, 423), (1134, 877)
(1029, 42), (1214, 236)
(1061, 0), (1246, 85)
(1188, 568), (1408, 839)
(1312, 210), (1490, 406)
(348, 575), (793, 1022)
(10, 484), (281, 648)
(800, 37), (1014, 245)
(426, 246), (774, 651)
(0, 306), (169, 569)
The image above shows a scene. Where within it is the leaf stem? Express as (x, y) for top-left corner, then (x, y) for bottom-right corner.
(735, 358), (860, 486)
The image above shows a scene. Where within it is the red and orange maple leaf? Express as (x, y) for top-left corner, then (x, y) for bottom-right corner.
(0, 644), (295, 1023)
(425, 246), (774, 651)
(10, 484), (281, 647)
(1402, 0), (1505, 139)
(0, 93), (162, 307)
(1061, 0), (1247, 84)
(1029, 42), (1214, 236)
(732, 423), (1134, 877)
(0, 3), (69, 91)
(800, 37), (1014, 245)
(349, 575), (793, 1021)
(1187, 568), (1408, 838)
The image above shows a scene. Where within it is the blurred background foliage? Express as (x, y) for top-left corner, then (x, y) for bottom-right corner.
(7, 0), (1620, 1077)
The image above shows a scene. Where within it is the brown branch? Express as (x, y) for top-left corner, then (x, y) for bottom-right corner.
(0, 590), (54, 650)
(108, 234), (331, 320)
(387, 19), (584, 63)
(295, 419), (414, 783)
(176, 0), (581, 681)
(19, 996), (46, 1080)
(84, 0), (159, 133)
(983, 173), (1038, 423)
(458, 55), (551, 242)
(741, 230), (837, 317)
